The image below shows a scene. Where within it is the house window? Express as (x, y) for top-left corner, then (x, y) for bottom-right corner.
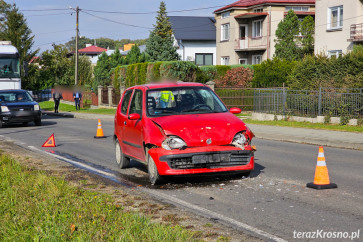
(221, 11), (230, 19)
(252, 20), (263, 38)
(285, 6), (309, 11)
(328, 6), (343, 29)
(252, 55), (262, 64)
(328, 50), (342, 58)
(195, 53), (213, 66)
(239, 58), (248, 64)
(254, 8), (264, 13)
(221, 56), (230, 65)
(221, 23), (230, 41)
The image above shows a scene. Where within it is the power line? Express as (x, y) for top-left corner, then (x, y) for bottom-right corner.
(81, 5), (225, 15)
(20, 8), (69, 12)
(34, 38), (71, 47)
(25, 12), (73, 17)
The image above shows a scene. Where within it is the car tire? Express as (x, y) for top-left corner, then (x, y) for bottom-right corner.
(147, 152), (162, 185)
(115, 139), (130, 169)
(0, 121), (2, 128)
(34, 118), (42, 126)
(22, 122), (28, 126)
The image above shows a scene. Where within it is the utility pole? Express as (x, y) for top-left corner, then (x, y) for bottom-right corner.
(75, 6), (79, 85)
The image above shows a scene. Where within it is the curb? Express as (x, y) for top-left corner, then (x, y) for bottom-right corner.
(42, 111), (74, 118)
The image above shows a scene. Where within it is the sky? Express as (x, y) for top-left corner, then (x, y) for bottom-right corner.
(10, 0), (232, 53)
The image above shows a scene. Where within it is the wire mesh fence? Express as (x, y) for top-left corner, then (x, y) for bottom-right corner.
(253, 88), (363, 118)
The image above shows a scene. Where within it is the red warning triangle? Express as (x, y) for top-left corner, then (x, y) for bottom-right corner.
(42, 133), (56, 147)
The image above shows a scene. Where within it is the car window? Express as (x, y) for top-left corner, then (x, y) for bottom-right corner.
(0, 91), (33, 102)
(129, 89), (143, 116)
(146, 87), (227, 116)
(121, 90), (133, 114)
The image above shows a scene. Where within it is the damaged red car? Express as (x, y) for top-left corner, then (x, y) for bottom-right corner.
(114, 82), (255, 185)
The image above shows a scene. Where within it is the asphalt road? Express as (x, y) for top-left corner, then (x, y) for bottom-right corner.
(1, 115), (362, 241)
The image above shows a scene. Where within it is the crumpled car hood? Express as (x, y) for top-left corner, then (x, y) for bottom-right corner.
(150, 112), (247, 147)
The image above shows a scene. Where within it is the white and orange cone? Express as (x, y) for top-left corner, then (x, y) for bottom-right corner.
(307, 146), (337, 190)
(94, 119), (106, 139)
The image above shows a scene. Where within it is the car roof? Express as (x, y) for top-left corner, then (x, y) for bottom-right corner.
(0, 89), (27, 93)
(133, 82), (207, 90)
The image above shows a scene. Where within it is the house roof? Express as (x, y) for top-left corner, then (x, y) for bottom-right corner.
(120, 45), (146, 56)
(78, 45), (107, 54)
(169, 16), (216, 41)
(215, 0), (315, 13)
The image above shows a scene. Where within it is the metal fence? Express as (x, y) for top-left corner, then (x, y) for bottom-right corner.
(253, 88), (363, 118)
(215, 88), (255, 111)
(31, 89), (52, 102)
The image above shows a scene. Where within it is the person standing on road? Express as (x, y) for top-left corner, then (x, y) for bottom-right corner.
(53, 87), (63, 113)
(73, 89), (82, 110)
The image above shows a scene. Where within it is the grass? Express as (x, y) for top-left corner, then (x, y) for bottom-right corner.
(39, 101), (116, 115)
(243, 119), (363, 133)
(0, 153), (195, 241)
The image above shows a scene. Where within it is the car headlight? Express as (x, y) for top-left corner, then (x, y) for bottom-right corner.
(232, 132), (247, 149)
(34, 104), (40, 111)
(162, 136), (187, 150)
(1, 106), (10, 112)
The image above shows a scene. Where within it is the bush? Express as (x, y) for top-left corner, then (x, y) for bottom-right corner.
(159, 61), (198, 82)
(215, 66), (253, 87)
(252, 58), (296, 88)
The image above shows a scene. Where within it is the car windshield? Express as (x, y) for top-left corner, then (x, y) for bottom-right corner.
(0, 57), (20, 78)
(147, 86), (228, 116)
(0, 91), (33, 103)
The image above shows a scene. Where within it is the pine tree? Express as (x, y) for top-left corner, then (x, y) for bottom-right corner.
(146, 1), (179, 61)
(110, 48), (123, 68)
(93, 51), (111, 89)
(300, 15), (315, 57)
(274, 10), (300, 61)
(125, 45), (141, 64)
(0, 3), (38, 70)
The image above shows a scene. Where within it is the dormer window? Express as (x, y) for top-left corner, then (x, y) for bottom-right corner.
(254, 8), (264, 13)
(221, 11), (230, 19)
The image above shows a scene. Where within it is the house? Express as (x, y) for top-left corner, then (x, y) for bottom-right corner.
(314, 0), (363, 57)
(169, 16), (216, 65)
(214, 0), (315, 65)
(123, 43), (135, 51)
(120, 45), (146, 56)
(68, 44), (107, 65)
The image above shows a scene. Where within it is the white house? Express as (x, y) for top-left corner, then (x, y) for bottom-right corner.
(169, 16), (217, 66)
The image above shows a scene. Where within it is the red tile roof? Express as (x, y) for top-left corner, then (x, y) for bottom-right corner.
(78, 45), (107, 54)
(215, 0), (315, 13)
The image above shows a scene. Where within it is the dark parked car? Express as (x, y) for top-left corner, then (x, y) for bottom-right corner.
(0, 89), (41, 128)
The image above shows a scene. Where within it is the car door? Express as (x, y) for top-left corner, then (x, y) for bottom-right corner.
(116, 89), (133, 154)
(123, 88), (145, 161)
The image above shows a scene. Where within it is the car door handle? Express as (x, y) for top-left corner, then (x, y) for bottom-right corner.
(124, 121), (127, 125)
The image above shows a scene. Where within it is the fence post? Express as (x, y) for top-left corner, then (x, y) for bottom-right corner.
(98, 86), (103, 106)
(120, 85), (125, 96)
(206, 81), (215, 91)
(318, 87), (322, 116)
(108, 86), (113, 107)
(282, 85), (286, 116)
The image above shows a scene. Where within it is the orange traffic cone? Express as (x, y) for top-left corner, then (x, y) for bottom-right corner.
(307, 146), (337, 190)
(94, 119), (106, 139)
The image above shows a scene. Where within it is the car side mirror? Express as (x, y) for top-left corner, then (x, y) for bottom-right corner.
(128, 113), (141, 120)
(229, 107), (241, 114)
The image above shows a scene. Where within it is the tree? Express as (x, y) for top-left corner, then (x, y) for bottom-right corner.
(93, 51), (111, 90)
(110, 48), (123, 68)
(146, 1), (179, 61)
(300, 16), (315, 57)
(274, 10), (301, 61)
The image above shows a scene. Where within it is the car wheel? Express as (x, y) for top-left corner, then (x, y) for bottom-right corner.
(0, 121), (2, 128)
(22, 122), (28, 126)
(147, 152), (162, 185)
(34, 118), (42, 126)
(115, 139), (130, 169)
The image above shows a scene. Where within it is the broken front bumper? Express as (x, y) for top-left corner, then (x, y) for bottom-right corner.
(148, 145), (254, 176)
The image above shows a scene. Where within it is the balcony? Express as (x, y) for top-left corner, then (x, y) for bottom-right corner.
(348, 23), (363, 42)
(234, 36), (267, 51)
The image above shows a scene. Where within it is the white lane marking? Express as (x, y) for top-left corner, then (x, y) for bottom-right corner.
(139, 188), (287, 242)
(27, 146), (118, 179)
(28, 145), (286, 242)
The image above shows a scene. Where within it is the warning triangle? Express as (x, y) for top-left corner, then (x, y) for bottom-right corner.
(42, 133), (56, 147)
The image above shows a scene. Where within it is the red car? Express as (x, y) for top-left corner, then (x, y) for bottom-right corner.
(114, 82), (255, 185)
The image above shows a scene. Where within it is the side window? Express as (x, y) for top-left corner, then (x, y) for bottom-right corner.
(129, 89), (143, 116)
(121, 90), (133, 114)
